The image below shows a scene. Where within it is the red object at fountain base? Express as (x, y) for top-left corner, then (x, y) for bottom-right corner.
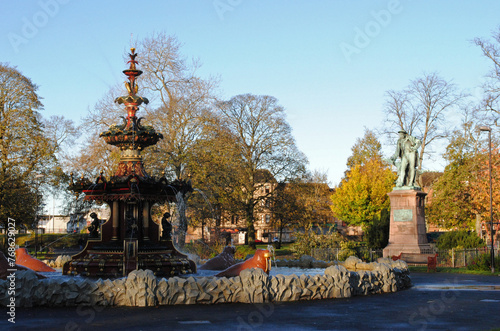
(15, 248), (56, 273)
(215, 249), (271, 277)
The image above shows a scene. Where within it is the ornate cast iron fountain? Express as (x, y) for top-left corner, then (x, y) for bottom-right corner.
(63, 48), (195, 278)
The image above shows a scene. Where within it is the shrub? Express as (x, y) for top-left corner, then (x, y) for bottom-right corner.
(364, 209), (390, 249)
(467, 253), (500, 271)
(183, 239), (225, 260)
(291, 226), (344, 256)
(436, 230), (485, 250)
(338, 241), (357, 261)
(234, 245), (256, 260)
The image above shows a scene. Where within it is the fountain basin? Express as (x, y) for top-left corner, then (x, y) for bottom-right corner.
(0, 257), (410, 307)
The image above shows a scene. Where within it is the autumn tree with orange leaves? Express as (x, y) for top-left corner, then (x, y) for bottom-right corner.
(470, 147), (500, 226)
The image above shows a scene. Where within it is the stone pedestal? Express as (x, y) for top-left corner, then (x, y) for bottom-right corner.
(383, 188), (431, 257)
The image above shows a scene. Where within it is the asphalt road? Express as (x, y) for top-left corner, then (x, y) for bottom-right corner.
(3, 272), (500, 331)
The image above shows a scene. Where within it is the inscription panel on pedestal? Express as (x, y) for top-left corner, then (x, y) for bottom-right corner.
(393, 209), (413, 222)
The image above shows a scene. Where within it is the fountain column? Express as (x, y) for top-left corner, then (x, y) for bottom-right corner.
(142, 201), (149, 240)
(112, 200), (119, 240)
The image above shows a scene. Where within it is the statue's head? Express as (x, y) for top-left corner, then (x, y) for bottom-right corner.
(398, 130), (407, 138)
(90, 212), (97, 219)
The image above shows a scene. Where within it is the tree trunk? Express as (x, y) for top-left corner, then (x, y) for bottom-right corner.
(247, 221), (256, 249)
(246, 202), (256, 248)
(276, 220), (283, 249)
(214, 205), (221, 244)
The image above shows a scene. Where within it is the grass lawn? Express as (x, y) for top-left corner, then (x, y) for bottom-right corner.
(256, 244), (295, 258)
(233, 244), (296, 260)
(409, 265), (499, 276)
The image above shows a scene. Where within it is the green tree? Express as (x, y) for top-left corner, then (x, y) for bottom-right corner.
(291, 172), (333, 229)
(269, 182), (302, 248)
(331, 131), (395, 228)
(185, 115), (246, 242)
(426, 110), (482, 229)
(0, 64), (57, 229)
(330, 158), (395, 228)
(346, 128), (383, 170)
(364, 208), (390, 249)
(436, 230), (485, 250)
(270, 172), (333, 248)
(426, 158), (478, 229)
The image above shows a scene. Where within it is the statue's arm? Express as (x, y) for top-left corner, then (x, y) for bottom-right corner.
(412, 136), (422, 152)
(391, 140), (401, 161)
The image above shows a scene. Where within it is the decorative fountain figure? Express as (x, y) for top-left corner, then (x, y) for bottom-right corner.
(161, 212), (173, 241)
(63, 48), (196, 278)
(88, 212), (101, 238)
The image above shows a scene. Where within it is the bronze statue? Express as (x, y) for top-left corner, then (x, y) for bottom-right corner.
(125, 210), (138, 238)
(391, 130), (422, 188)
(161, 212), (172, 241)
(88, 212), (101, 238)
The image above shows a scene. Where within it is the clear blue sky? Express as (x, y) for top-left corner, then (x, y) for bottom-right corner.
(2, 0), (499, 187)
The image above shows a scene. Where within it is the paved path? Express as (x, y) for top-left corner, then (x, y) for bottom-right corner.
(3, 272), (500, 330)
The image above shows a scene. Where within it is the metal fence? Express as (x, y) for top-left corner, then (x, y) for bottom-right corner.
(435, 248), (497, 268)
(311, 247), (384, 263)
(310, 247), (498, 268)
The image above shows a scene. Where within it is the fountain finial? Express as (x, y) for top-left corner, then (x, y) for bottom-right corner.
(127, 48), (138, 71)
(113, 47), (149, 130)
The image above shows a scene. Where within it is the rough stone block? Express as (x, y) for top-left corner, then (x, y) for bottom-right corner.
(298, 255), (314, 268)
(344, 256), (362, 270)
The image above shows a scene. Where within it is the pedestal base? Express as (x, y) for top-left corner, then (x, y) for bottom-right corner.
(383, 243), (432, 258)
(383, 188), (431, 258)
(63, 240), (196, 278)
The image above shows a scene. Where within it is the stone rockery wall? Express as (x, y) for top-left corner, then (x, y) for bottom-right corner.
(0, 257), (411, 307)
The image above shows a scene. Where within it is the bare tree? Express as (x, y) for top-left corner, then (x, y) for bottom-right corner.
(474, 28), (500, 123)
(217, 94), (308, 247)
(384, 72), (467, 173)
(137, 32), (219, 247)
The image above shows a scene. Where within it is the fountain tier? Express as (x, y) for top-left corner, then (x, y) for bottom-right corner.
(63, 48), (195, 278)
